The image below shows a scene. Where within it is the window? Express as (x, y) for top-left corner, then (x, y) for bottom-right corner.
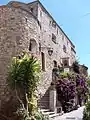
(62, 35), (64, 40)
(49, 21), (52, 26)
(57, 28), (58, 35)
(39, 43), (41, 52)
(67, 41), (69, 45)
(52, 33), (56, 44)
(31, 8), (33, 12)
(63, 59), (69, 67)
(41, 52), (45, 71)
(29, 41), (32, 51)
(62, 58), (69, 67)
(63, 45), (66, 53)
(11, 17), (15, 20)
(29, 39), (37, 53)
(53, 60), (57, 67)
(52, 21), (56, 28)
(25, 18), (27, 22)
(40, 11), (42, 17)
(62, 33), (64, 41)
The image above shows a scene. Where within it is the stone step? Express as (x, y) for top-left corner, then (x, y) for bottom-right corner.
(41, 96), (49, 99)
(49, 113), (60, 118)
(38, 105), (49, 109)
(37, 89), (50, 109)
(43, 111), (55, 115)
(40, 109), (50, 112)
(38, 100), (49, 106)
(38, 101), (49, 104)
(38, 100), (49, 103)
(40, 108), (64, 120)
(39, 106), (49, 109)
(38, 97), (49, 100)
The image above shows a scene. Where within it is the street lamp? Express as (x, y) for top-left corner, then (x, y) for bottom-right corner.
(48, 48), (53, 56)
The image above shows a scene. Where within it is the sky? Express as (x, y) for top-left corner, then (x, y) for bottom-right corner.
(0, 0), (90, 73)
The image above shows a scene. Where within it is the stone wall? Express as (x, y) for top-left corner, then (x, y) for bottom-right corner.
(31, 2), (76, 95)
(79, 65), (88, 76)
(34, 1), (76, 65)
(0, 5), (40, 107)
(0, 1), (76, 109)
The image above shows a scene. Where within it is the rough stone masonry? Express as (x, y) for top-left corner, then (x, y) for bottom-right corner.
(0, 1), (76, 110)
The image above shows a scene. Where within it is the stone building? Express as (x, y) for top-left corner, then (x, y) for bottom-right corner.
(79, 64), (88, 76)
(0, 0), (76, 113)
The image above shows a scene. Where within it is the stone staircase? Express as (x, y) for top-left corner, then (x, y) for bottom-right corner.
(38, 88), (50, 109)
(38, 88), (64, 120)
(40, 108), (64, 120)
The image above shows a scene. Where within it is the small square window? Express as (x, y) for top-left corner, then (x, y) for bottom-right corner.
(52, 21), (56, 28)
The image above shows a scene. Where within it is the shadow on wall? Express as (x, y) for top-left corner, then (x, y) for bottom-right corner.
(0, 95), (20, 120)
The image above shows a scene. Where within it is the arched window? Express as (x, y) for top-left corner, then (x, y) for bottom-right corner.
(53, 60), (57, 67)
(29, 39), (37, 53)
(31, 7), (33, 13)
(41, 52), (45, 71)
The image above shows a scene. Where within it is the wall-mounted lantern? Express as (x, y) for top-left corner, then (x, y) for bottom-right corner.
(48, 48), (53, 56)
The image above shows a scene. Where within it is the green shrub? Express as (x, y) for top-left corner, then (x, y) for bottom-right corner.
(34, 111), (49, 120)
(7, 52), (42, 119)
(83, 101), (90, 120)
